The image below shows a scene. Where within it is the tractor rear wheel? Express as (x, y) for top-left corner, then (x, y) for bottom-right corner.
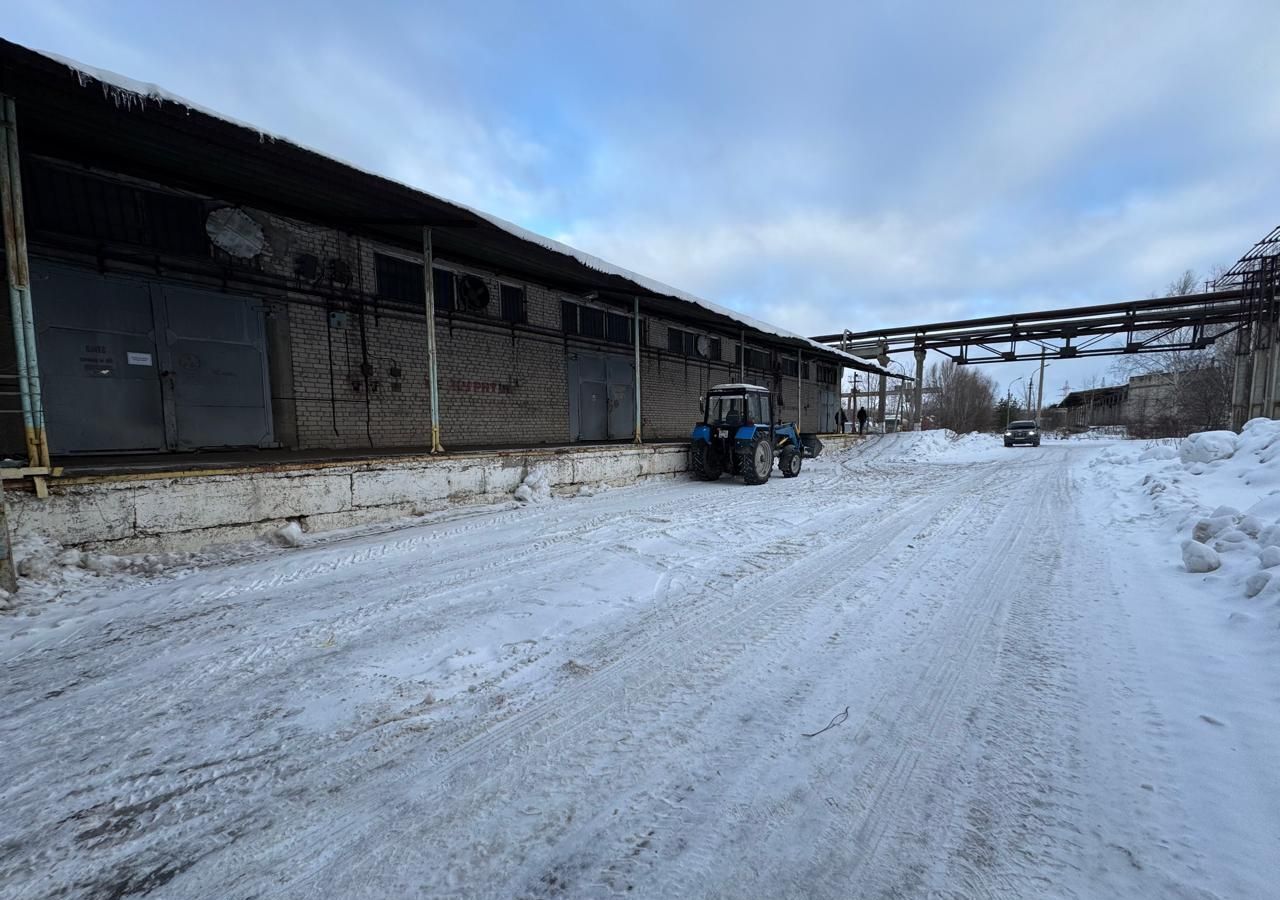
(691, 442), (722, 480)
(739, 433), (773, 485)
(780, 446), (802, 477)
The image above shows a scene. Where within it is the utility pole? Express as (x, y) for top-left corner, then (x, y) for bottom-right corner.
(1036, 347), (1046, 421)
(912, 347), (926, 430)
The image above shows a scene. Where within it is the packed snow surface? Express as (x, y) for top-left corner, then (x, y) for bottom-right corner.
(2, 432), (1276, 899)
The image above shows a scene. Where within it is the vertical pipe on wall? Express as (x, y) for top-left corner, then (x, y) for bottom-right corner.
(739, 329), (745, 381)
(0, 97), (47, 468)
(797, 349), (802, 430)
(633, 295), (642, 443)
(421, 227), (443, 453)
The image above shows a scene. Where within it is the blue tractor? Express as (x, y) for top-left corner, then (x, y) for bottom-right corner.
(689, 383), (808, 484)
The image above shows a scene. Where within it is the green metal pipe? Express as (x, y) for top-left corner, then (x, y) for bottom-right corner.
(0, 100), (39, 467)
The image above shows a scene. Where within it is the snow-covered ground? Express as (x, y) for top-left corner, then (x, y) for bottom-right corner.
(2, 432), (1276, 899)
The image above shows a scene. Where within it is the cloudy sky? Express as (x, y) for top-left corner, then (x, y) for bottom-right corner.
(8, 0), (1280, 398)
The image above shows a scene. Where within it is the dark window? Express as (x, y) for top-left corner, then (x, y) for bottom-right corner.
(606, 312), (632, 344)
(816, 363), (837, 384)
(579, 306), (605, 339)
(27, 161), (207, 256)
(500, 284), (526, 323)
(781, 358), (799, 377)
(668, 327), (721, 359)
(432, 268), (455, 313)
(563, 300), (631, 343)
(375, 253), (424, 305)
(801, 362), (810, 380)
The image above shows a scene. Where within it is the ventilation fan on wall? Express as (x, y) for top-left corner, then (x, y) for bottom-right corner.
(205, 207), (265, 258)
(458, 274), (491, 312)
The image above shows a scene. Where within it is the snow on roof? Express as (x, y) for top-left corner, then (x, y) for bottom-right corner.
(710, 383), (769, 392)
(38, 47), (866, 366)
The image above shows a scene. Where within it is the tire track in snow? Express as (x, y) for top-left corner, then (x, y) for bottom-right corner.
(241, 463), (993, 897)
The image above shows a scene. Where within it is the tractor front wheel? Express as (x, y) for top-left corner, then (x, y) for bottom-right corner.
(739, 433), (773, 485)
(780, 446), (802, 477)
(691, 442), (722, 480)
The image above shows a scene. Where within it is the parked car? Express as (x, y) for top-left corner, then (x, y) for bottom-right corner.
(1004, 420), (1041, 447)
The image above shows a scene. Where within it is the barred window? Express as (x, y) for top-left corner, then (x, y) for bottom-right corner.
(579, 306), (605, 339)
(432, 268), (455, 313)
(606, 312), (632, 344)
(562, 300), (632, 344)
(735, 345), (769, 371)
(500, 283), (526, 323)
(374, 253), (423, 305)
(667, 327), (722, 359)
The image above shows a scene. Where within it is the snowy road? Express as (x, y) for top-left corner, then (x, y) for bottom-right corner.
(2, 436), (1273, 899)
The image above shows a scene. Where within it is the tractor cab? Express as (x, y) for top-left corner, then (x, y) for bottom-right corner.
(704, 385), (773, 432)
(690, 383), (804, 484)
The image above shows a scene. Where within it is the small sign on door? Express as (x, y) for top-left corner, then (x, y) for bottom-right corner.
(127, 352), (153, 366)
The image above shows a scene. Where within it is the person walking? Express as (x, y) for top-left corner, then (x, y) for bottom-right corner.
(856, 406), (868, 435)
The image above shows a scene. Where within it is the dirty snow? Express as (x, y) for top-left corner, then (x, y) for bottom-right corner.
(2, 433), (1277, 899)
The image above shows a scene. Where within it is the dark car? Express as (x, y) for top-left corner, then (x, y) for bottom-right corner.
(1004, 420), (1041, 447)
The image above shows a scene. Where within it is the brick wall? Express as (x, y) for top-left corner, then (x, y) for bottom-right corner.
(9, 188), (845, 455)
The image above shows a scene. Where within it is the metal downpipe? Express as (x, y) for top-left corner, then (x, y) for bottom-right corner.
(0, 98), (43, 467)
(797, 349), (802, 430)
(633, 295), (642, 444)
(421, 227), (443, 453)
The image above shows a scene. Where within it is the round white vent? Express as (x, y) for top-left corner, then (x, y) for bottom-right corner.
(206, 207), (266, 258)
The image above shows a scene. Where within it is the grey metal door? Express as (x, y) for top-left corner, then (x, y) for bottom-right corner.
(32, 262), (272, 453)
(606, 356), (634, 439)
(159, 285), (273, 449)
(34, 264), (166, 453)
(568, 351), (635, 441)
(818, 388), (838, 433)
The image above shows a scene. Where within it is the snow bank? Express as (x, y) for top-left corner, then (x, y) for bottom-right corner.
(1096, 419), (1280, 627)
(859, 430), (1005, 463)
(514, 468), (552, 503)
(1179, 430), (1238, 464)
(6, 531), (215, 609)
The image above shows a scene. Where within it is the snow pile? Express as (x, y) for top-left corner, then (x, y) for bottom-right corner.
(1178, 430), (1238, 465)
(1090, 445), (1144, 467)
(8, 531), (210, 600)
(853, 430), (1007, 464)
(1139, 444), (1179, 462)
(514, 468), (552, 503)
(1180, 539), (1221, 573)
(1098, 419), (1280, 625)
(270, 521), (307, 548)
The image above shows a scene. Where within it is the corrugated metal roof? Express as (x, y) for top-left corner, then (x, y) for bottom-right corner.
(0, 38), (878, 370)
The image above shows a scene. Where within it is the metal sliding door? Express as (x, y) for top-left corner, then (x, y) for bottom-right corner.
(32, 262), (272, 453)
